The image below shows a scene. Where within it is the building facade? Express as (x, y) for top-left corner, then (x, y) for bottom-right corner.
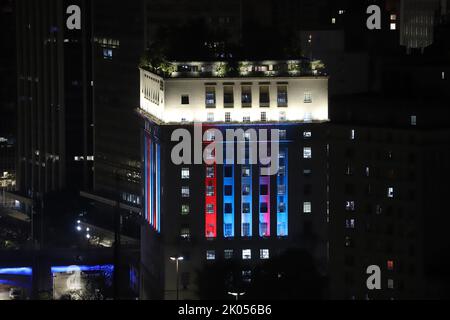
(139, 60), (330, 299)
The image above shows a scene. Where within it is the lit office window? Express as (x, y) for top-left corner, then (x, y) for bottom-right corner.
(332, 18), (336, 24)
(224, 249), (234, 260)
(242, 167), (251, 177)
(345, 219), (355, 229)
(390, 23), (396, 30)
(345, 201), (355, 211)
(304, 92), (312, 103)
(206, 185), (215, 196)
(206, 166), (215, 178)
(180, 228), (190, 240)
(242, 249), (252, 260)
(303, 131), (312, 139)
(242, 86), (252, 107)
(181, 168), (190, 179)
(102, 48), (113, 60)
(181, 205), (190, 215)
(206, 250), (216, 260)
(303, 147), (312, 159)
(390, 14), (397, 21)
(303, 202), (312, 214)
(205, 87), (216, 107)
(350, 129), (355, 140)
(242, 223), (251, 237)
(411, 115), (417, 126)
(206, 204), (215, 214)
(277, 86), (288, 107)
(387, 187), (394, 198)
(260, 249), (270, 260)
(387, 260), (394, 271)
(181, 187), (190, 198)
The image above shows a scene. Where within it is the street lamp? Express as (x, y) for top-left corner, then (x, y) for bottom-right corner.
(170, 255), (184, 300)
(228, 291), (245, 301)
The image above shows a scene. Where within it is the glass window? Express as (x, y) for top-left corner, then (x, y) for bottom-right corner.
(181, 168), (190, 179)
(206, 166), (215, 178)
(181, 95), (190, 105)
(345, 219), (355, 229)
(242, 203), (251, 214)
(242, 166), (251, 177)
(206, 87), (216, 107)
(260, 203), (268, 213)
(224, 224), (233, 237)
(180, 228), (190, 240)
(279, 111), (287, 121)
(181, 187), (190, 198)
(345, 201), (355, 211)
(242, 249), (252, 260)
(207, 113), (214, 122)
(303, 147), (312, 159)
(303, 202), (312, 214)
(225, 112), (231, 123)
(260, 184), (269, 196)
(181, 205), (190, 215)
(260, 249), (270, 260)
(206, 185), (215, 196)
(261, 112), (267, 122)
(206, 250), (216, 260)
(387, 260), (394, 271)
(224, 249), (234, 260)
(224, 86), (234, 107)
(303, 131), (312, 139)
(242, 223), (251, 237)
(224, 166), (233, 178)
(224, 185), (233, 196)
(304, 92), (312, 103)
(242, 86), (252, 107)
(224, 203), (233, 214)
(260, 86), (270, 106)
(206, 204), (215, 214)
(242, 184), (250, 196)
(277, 86), (288, 106)
(388, 187), (394, 198)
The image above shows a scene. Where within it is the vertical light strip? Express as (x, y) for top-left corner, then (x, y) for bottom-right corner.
(223, 164), (235, 238)
(205, 163), (217, 238)
(241, 165), (252, 238)
(259, 174), (271, 237)
(147, 135), (152, 224)
(277, 148), (288, 237)
(156, 143), (161, 232)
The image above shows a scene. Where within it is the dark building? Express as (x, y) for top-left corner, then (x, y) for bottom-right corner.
(328, 94), (450, 299)
(15, 0), (93, 198)
(90, 0), (144, 205)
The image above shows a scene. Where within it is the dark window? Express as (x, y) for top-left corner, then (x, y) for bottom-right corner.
(243, 203), (250, 214)
(225, 203), (233, 214)
(224, 166), (233, 177)
(224, 185), (233, 196)
(181, 95), (190, 105)
(260, 202), (268, 213)
(260, 184), (269, 196)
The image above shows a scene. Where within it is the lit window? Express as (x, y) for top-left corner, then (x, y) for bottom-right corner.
(303, 147), (312, 159)
(304, 92), (312, 103)
(206, 250), (216, 261)
(260, 249), (270, 260)
(303, 131), (312, 139)
(181, 168), (190, 179)
(181, 187), (190, 198)
(224, 249), (234, 260)
(345, 201), (355, 211)
(242, 166), (251, 177)
(279, 130), (287, 139)
(390, 23), (396, 30)
(180, 228), (190, 240)
(390, 14), (397, 21)
(388, 187), (394, 198)
(242, 249), (252, 260)
(303, 169), (312, 176)
(207, 113), (214, 122)
(411, 115), (417, 126)
(338, 9), (345, 15)
(332, 18), (336, 24)
(241, 86), (252, 106)
(350, 129), (355, 140)
(442, 72), (446, 80)
(225, 112), (231, 123)
(181, 205), (190, 215)
(345, 219), (355, 229)
(388, 279), (394, 289)
(224, 223), (233, 237)
(261, 112), (267, 122)
(205, 87), (216, 107)
(206, 185), (215, 196)
(387, 260), (394, 271)
(303, 202), (312, 214)
(277, 86), (288, 107)
(181, 95), (190, 105)
(206, 204), (215, 214)
(102, 49), (113, 60)
(242, 223), (251, 237)
(345, 236), (353, 247)
(206, 166), (215, 178)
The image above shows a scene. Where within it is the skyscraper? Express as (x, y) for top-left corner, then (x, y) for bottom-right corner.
(15, 0), (93, 198)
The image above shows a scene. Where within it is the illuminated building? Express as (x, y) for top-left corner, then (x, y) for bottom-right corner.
(139, 60), (330, 299)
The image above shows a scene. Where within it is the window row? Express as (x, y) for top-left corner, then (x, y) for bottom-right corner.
(206, 249), (270, 261)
